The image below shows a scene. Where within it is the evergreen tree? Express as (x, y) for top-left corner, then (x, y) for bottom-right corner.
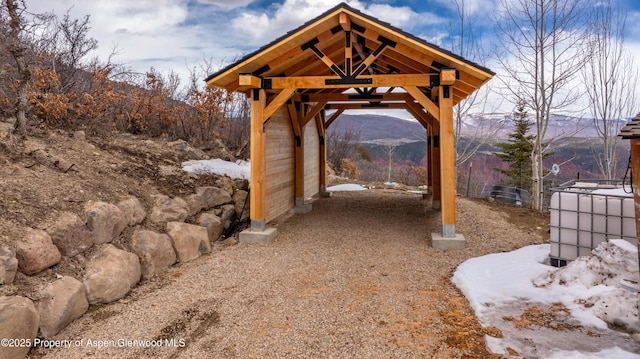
(494, 100), (535, 191)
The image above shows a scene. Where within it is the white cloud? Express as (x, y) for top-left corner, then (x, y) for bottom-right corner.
(27, 0), (205, 81)
(197, 0), (255, 10)
(230, 0), (346, 45)
(365, 4), (414, 27)
(430, 0), (499, 17)
(30, 0), (189, 35)
(367, 3), (444, 28)
(230, 0), (446, 46)
(230, 12), (273, 41)
(28, 1), (189, 52)
(92, 1), (188, 34)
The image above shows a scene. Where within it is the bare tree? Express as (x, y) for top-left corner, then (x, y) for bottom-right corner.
(449, 0), (503, 168)
(188, 57), (249, 154)
(495, 0), (592, 211)
(42, 11), (98, 93)
(582, 0), (638, 180)
(2, 0), (29, 135)
(326, 125), (360, 173)
(381, 139), (397, 183)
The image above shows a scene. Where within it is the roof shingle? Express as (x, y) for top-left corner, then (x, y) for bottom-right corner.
(619, 113), (640, 139)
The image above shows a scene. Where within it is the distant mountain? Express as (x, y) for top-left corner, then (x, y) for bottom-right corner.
(329, 112), (631, 183)
(329, 112), (629, 142)
(363, 141), (427, 165)
(451, 113), (630, 139)
(327, 114), (426, 143)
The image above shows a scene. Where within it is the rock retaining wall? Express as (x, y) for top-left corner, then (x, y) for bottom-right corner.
(0, 182), (248, 359)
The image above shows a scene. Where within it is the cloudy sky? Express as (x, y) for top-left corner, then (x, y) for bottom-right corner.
(27, 0), (640, 115)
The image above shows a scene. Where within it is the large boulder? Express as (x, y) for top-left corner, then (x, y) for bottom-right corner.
(36, 276), (88, 338)
(214, 177), (236, 197)
(73, 130), (86, 141)
(148, 195), (188, 225)
(196, 186), (233, 209)
(130, 229), (177, 279)
(183, 193), (207, 217)
(0, 296), (39, 359)
(84, 201), (128, 245)
(232, 190), (249, 218)
(0, 121), (13, 139)
(234, 178), (249, 191)
(83, 244), (141, 305)
(166, 222), (211, 263)
(46, 211), (93, 257)
(219, 204), (237, 229)
(196, 213), (224, 243)
(116, 196), (147, 226)
(0, 247), (18, 285)
(15, 229), (61, 275)
(167, 139), (207, 160)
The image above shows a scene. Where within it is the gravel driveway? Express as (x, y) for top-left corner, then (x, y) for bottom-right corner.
(31, 189), (544, 359)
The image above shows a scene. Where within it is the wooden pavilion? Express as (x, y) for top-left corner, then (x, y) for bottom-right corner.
(205, 3), (494, 248)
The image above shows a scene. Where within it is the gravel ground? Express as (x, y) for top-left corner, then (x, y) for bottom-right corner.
(29, 189), (544, 359)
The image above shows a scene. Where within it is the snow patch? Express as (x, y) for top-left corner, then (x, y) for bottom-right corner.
(534, 239), (640, 333)
(453, 240), (640, 357)
(182, 159), (250, 180)
(548, 347), (640, 359)
(325, 184), (368, 192)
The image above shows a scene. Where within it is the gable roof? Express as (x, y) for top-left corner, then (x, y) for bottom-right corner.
(205, 2), (494, 105)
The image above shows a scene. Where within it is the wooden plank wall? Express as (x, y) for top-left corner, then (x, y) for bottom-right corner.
(304, 118), (320, 198)
(265, 107), (295, 222)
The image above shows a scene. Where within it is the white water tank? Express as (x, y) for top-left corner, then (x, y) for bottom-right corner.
(549, 183), (636, 266)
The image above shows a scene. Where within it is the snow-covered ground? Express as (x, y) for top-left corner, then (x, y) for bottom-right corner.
(453, 240), (640, 358)
(326, 184), (368, 191)
(182, 159), (250, 179)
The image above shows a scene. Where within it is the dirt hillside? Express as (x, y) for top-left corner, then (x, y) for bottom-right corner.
(0, 128), (233, 298)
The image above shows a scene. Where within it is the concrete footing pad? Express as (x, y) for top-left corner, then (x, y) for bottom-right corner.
(292, 204), (312, 214)
(239, 227), (278, 244)
(319, 191), (333, 198)
(431, 232), (466, 249)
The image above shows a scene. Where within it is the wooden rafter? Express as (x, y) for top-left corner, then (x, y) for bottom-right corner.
(285, 38), (345, 77)
(341, 13), (353, 76)
(263, 88), (297, 121)
(239, 73), (431, 90)
(405, 100), (435, 128)
(404, 86), (441, 121)
(287, 101), (301, 137)
(300, 101), (327, 127)
(324, 108), (344, 128)
(303, 92), (409, 102)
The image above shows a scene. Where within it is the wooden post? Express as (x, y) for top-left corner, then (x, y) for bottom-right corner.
(426, 125), (432, 191)
(294, 127), (310, 211)
(631, 139), (640, 268)
(250, 89), (267, 231)
(291, 104), (305, 207)
(432, 124), (441, 208)
(439, 70), (456, 238)
(318, 111), (331, 197)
